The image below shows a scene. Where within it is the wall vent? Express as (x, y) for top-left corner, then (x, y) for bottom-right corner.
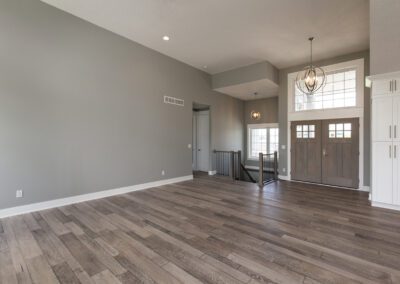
(164, 96), (184, 107)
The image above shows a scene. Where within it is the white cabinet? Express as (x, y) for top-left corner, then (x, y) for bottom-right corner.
(372, 142), (393, 204)
(371, 73), (400, 210)
(394, 142), (400, 206)
(393, 96), (400, 141)
(372, 77), (400, 95)
(372, 96), (394, 141)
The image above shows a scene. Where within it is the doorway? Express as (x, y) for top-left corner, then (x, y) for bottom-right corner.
(193, 104), (210, 172)
(291, 118), (359, 188)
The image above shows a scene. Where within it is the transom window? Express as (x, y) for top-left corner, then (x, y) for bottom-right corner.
(248, 124), (279, 159)
(296, 124), (315, 139)
(329, 123), (352, 138)
(295, 68), (356, 111)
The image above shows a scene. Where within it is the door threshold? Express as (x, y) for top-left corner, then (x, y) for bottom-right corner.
(288, 179), (368, 192)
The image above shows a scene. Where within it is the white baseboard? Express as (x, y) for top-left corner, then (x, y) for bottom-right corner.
(361, 186), (370, 192)
(0, 175), (193, 219)
(278, 175), (289, 181)
(208, 170), (217, 176)
(372, 201), (400, 211)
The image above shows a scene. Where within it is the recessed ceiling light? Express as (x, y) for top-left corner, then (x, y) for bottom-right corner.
(162, 35), (170, 41)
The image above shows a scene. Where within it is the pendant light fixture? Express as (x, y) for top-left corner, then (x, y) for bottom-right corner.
(250, 92), (261, 120)
(295, 37), (326, 95)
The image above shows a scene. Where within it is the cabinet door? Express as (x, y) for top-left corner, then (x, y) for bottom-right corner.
(393, 78), (400, 94)
(372, 96), (393, 142)
(372, 79), (393, 95)
(394, 143), (400, 205)
(372, 142), (393, 204)
(393, 96), (400, 141)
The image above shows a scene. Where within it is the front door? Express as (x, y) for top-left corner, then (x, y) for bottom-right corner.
(291, 120), (322, 183)
(322, 118), (359, 188)
(291, 118), (359, 188)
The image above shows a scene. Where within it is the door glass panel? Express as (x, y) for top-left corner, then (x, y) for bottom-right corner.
(309, 125), (315, 131)
(309, 131), (315, 138)
(336, 131), (343, 138)
(336, 123), (343, 131)
(296, 125), (302, 131)
(344, 131), (351, 138)
(303, 131), (309, 138)
(344, 123), (351, 130)
(329, 124), (335, 131)
(329, 131), (336, 138)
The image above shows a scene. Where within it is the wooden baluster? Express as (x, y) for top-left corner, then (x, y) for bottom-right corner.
(259, 153), (264, 187)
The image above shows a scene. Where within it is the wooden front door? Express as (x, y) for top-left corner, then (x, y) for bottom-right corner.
(322, 118), (359, 188)
(291, 118), (359, 188)
(291, 120), (322, 183)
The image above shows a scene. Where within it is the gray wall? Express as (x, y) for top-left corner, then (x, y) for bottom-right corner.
(278, 51), (370, 186)
(0, 0), (244, 210)
(370, 0), (400, 75)
(244, 97), (279, 165)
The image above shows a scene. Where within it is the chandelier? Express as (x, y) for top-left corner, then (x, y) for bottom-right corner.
(295, 37), (326, 95)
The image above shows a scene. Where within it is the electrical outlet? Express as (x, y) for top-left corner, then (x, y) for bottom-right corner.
(16, 190), (23, 198)
(161, 170), (165, 176)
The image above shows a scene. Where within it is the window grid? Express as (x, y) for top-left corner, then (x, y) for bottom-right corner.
(296, 124), (315, 139)
(329, 123), (352, 139)
(295, 68), (356, 111)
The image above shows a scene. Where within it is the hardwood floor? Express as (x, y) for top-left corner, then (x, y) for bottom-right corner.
(1, 174), (400, 283)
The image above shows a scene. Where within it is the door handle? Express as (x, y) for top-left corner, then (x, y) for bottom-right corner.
(390, 80), (393, 92)
(198, 149), (201, 151)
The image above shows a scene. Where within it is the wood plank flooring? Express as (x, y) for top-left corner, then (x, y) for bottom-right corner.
(1, 173), (400, 283)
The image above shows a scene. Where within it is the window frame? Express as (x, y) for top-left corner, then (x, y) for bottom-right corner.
(288, 58), (364, 122)
(247, 123), (279, 160)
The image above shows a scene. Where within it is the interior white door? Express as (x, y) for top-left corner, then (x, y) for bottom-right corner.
(372, 142), (393, 204)
(192, 114), (197, 170)
(372, 96), (393, 141)
(196, 111), (210, 172)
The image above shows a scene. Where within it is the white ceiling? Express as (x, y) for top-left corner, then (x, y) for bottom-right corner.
(41, 0), (369, 75)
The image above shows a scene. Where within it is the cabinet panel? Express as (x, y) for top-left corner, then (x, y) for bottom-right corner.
(394, 143), (400, 205)
(372, 142), (393, 204)
(393, 96), (400, 141)
(372, 96), (393, 141)
(372, 79), (392, 95)
(393, 78), (400, 94)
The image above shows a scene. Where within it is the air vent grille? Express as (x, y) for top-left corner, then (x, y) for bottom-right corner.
(164, 96), (184, 107)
